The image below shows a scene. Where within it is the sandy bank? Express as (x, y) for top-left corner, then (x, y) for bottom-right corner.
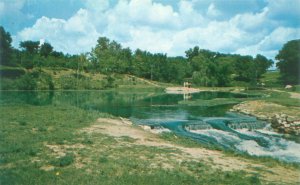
(165, 87), (202, 94)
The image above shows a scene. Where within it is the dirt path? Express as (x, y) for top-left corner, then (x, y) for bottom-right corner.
(269, 88), (300, 100)
(80, 118), (300, 184)
(127, 74), (161, 87)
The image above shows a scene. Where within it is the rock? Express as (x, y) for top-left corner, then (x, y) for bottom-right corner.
(140, 125), (151, 131)
(285, 85), (293, 89)
(258, 115), (268, 121)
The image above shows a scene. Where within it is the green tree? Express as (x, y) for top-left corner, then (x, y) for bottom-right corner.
(191, 54), (218, 86)
(40, 42), (53, 57)
(0, 26), (13, 66)
(215, 57), (234, 86)
(90, 37), (131, 73)
(254, 54), (273, 79)
(234, 55), (256, 83)
(276, 39), (300, 84)
(185, 46), (199, 60)
(20, 41), (40, 54)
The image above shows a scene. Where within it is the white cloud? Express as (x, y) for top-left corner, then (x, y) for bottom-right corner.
(16, 9), (100, 54)
(235, 27), (300, 59)
(13, 0), (300, 59)
(84, 0), (110, 12)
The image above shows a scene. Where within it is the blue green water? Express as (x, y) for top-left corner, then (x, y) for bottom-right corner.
(1, 90), (299, 163)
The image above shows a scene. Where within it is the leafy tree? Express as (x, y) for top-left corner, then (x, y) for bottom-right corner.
(185, 46), (200, 60)
(254, 54), (273, 79)
(276, 39), (300, 84)
(191, 54), (218, 86)
(40, 42), (53, 57)
(51, 51), (64, 58)
(234, 55), (256, 83)
(91, 37), (124, 73)
(215, 57), (233, 86)
(20, 41), (40, 54)
(0, 26), (13, 65)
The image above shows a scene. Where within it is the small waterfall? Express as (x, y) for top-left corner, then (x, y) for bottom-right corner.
(227, 121), (267, 130)
(185, 124), (213, 130)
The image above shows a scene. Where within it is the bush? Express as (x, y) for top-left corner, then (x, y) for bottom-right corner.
(21, 60), (35, 69)
(103, 75), (117, 88)
(17, 73), (37, 90)
(15, 70), (54, 90)
(0, 78), (18, 90)
(51, 153), (74, 167)
(0, 66), (25, 79)
(59, 75), (77, 89)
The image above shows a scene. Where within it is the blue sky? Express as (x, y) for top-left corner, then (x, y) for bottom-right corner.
(1, 0), (299, 60)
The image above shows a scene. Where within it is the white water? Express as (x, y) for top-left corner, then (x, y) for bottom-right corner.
(190, 128), (300, 163)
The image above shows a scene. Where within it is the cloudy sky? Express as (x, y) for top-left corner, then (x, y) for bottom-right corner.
(1, 0), (300, 60)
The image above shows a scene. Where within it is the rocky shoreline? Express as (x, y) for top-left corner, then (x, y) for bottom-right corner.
(231, 101), (300, 136)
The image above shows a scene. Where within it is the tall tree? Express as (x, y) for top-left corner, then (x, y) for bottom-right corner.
(20, 41), (40, 54)
(0, 26), (13, 65)
(191, 54), (218, 86)
(40, 42), (53, 57)
(185, 46), (199, 60)
(234, 55), (256, 83)
(254, 54), (273, 79)
(276, 39), (300, 84)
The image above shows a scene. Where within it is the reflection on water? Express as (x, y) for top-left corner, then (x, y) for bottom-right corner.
(1, 90), (300, 163)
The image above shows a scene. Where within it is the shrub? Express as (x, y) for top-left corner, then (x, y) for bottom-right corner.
(0, 66), (25, 79)
(0, 78), (18, 90)
(59, 75), (77, 89)
(15, 70), (55, 90)
(17, 73), (37, 90)
(51, 153), (74, 167)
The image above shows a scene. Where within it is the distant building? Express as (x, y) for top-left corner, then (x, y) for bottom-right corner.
(183, 82), (192, 88)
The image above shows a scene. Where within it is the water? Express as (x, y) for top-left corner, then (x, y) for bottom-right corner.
(1, 90), (300, 163)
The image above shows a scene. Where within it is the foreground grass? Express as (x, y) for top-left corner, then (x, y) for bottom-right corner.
(0, 104), (272, 185)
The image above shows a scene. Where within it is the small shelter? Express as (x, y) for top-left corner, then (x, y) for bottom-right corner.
(183, 82), (192, 88)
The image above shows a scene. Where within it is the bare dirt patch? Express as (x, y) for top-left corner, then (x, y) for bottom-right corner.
(45, 143), (85, 158)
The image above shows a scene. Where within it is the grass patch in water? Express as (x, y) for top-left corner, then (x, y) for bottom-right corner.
(178, 98), (241, 107)
(244, 90), (300, 107)
(159, 132), (222, 150)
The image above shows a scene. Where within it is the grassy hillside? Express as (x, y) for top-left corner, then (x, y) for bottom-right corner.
(260, 71), (281, 87)
(0, 66), (166, 90)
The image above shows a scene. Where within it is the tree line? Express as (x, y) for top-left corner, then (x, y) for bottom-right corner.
(1, 26), (299, 86)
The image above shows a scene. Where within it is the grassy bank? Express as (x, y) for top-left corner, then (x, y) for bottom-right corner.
(0, 67), (165, 91)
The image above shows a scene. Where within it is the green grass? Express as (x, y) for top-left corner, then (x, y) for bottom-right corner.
(260, 71), (281, 87)
(0, 104), (271, 185)
(159, 132), (222, 150)
(178, 98), (241, 107)
(51, 154), (75, 167)
(244, 90), (300, 107)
